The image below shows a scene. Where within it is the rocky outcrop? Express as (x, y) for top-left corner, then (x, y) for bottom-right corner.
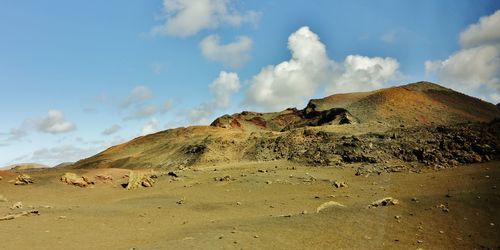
(60, 173), (94, 187)
(124, 171), (156, 189)
(14, 174), (34, 185)
(245, 120), (500, 168)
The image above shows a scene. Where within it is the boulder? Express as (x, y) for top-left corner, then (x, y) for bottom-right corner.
(370, 197), (399, 207)
(14, 174), (34, 185)
(125, 171), (155, 190)
(60, 173), (93, 187)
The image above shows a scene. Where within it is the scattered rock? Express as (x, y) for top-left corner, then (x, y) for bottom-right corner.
(265, 180), (272, 184)
(370, 197), (399, 207)
(0, 210), (39, 221)
(0, 195), (7, 202)
(332, 180), (348, 188)
(14, 174), (34, 185)
(95, 174), (113, 183)
(11, 201), (23, 209)
(168, 171), (179, 178)
(176, 198), (185, 205)
(437, 204), (450, 212)
(214, 175), (233, 182)
(60, 173), (94, 187)
(316, 201), (346, 213)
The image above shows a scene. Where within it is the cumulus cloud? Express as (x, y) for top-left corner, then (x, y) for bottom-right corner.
(459, 10), (500, 49)
(141, 118), (160, 136)
(124, 105), (159, 120)
(120, 86), (153, 109)
(101, 124), (122, 136)
(152, 0), (260, 37)
(36, 110), (76, 134)
(209, 71), (240, 107)
(426, 10), (500, 102)
(187, 71), (240, 124)
(245, 26), (401, 111)
(328, 55), (400, 94)
(200, 35), (252, 68)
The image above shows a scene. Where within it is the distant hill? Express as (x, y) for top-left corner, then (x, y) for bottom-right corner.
(70, 81), (500, 170)
(1, 163), (50, 171)
(53, 162), (74, 168)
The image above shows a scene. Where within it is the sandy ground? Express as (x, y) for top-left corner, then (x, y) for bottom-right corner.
(0, 161), (499, 250)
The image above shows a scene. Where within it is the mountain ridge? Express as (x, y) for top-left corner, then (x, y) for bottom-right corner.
(69, 81), (500, 170)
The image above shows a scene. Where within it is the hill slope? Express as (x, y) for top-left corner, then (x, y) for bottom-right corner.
(212, 81), (500, 131)
(70, 82), (500, 170)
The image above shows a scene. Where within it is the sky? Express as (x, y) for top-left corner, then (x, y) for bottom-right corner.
(1, 0), (499, 166)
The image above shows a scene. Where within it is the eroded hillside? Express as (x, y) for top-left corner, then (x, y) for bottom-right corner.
(70, 82), (500, 170)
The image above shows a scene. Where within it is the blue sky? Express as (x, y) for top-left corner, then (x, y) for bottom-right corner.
(1, 0), (499, 166)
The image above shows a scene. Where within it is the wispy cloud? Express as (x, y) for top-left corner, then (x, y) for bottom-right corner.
(187, 71), (240, 124)
(120, 86), (153, 109)
(101, 124), (122, 136)
(141, 118), (160, 136)
(200, 35), (253, 68)
(124, 105), (159, 120)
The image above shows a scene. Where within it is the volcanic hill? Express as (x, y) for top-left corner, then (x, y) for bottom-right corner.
(70, 81), (500, 170)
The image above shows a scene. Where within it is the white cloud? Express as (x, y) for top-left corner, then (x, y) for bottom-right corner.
(121, 86), (153, 109)
(328, 55), (400, 94)
(186, 104), (215, 125)
(141, 118), (160, 136)
(101, 124), (121, 136)
(459, 10), (500, 49)
(36, 110), (76, 134)
(187, 71), (240, 124)
(425, 11), (500, 102)
(209, 71), (240, 107)
(152, 0), (260, 37)
(124, 105), (159, 120)
(160, 99), (174, 113)
(425, 45), (499, 92)
(6, 127), (28, 141)
(245, 26), (401, 111)
(30, 145), (99, 166)
(200, 35), (252, 68)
